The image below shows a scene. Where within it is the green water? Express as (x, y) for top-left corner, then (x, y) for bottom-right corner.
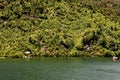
(0, 57), (120, 80)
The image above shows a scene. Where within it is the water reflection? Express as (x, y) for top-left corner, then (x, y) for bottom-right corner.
(0, 57), (120, 80)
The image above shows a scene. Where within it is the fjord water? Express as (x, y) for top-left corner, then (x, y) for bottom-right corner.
(0, 57), (120, 80)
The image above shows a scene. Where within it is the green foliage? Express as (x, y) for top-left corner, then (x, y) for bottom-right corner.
(0, 0), (120, 57)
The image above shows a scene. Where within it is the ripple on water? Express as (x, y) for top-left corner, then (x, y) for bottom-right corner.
(0, 57), (120, 80)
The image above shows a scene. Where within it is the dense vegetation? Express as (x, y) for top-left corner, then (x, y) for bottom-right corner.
(0, 0), (120, 58)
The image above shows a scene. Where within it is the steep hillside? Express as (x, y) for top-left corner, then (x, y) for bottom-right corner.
(0, 0), (120, 57)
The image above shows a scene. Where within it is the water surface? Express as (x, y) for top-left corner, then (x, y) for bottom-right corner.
(0, 57), (120, 80)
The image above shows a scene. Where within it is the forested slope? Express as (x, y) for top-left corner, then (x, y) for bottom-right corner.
(0, 0), (120, 57)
